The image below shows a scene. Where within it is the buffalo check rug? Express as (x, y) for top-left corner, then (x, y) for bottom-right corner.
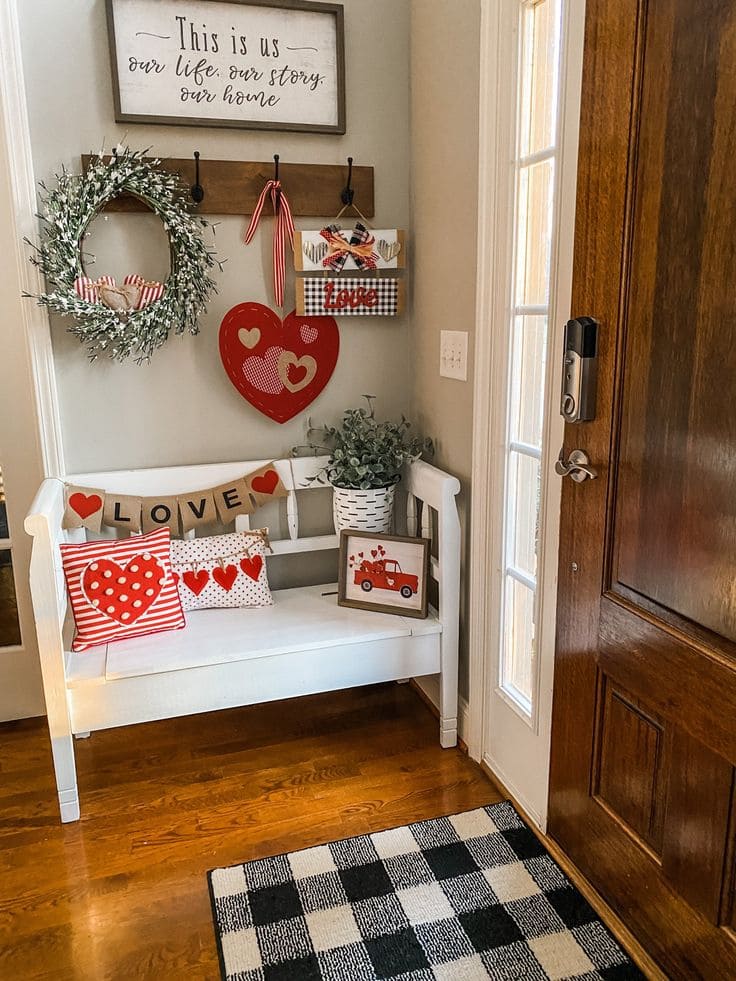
(208, 801), (644, 980)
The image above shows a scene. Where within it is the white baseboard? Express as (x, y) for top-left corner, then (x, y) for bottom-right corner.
(413, 675), (469, 744)
(482, 752), (545, 832)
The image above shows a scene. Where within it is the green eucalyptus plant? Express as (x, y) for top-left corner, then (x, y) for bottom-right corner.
(298, 396), (434, 490)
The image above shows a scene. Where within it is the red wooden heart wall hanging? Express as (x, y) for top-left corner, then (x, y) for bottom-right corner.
(219, 303), (339, 424)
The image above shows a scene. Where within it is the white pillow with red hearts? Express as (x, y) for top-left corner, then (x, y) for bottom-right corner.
(170, 530), (272, 612)
(60, 527), (185, 653)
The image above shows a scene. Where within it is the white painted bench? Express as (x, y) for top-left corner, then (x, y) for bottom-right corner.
(25, 457), (461, 823)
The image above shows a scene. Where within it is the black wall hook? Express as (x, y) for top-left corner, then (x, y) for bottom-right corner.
(341, 156), (355, 206)
(191, 151), (205, 204)
(273, 154), (281, 209)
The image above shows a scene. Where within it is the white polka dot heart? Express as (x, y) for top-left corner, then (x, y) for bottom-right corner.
(82, 553), (166, 625)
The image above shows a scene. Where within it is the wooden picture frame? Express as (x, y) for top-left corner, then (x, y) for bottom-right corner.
(337, 531), (430, 619)
(106, 0), (346, 134)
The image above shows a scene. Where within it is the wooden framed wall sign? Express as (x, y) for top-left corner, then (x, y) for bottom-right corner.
(106, 0), (346, 133)
(338, 532), (430, 619)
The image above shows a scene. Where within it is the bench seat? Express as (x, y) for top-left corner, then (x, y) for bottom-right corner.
(65, 584), (442, 686)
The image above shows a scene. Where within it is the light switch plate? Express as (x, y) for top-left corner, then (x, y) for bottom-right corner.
(440, 330), (468, 381)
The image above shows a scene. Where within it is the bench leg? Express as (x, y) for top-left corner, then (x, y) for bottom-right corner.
(50, 732), (80, 822)
(439, 667), (459, 749)
(439, 715), (458, 748)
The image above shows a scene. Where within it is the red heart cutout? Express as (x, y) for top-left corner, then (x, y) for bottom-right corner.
(371, 550), (378, 558)
(251, 469), (279, 495)
(219, 304), (339, 424)
(70, 492), (103, 519)
(182, 569), (209, 596)
(240, 555), (263, 581)
(358, 552), (364, 558)
(213, 564), (238, 591)
(82, 554), (165, 624)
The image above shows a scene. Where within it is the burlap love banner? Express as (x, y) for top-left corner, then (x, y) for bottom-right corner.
(63, 463), (288, 534)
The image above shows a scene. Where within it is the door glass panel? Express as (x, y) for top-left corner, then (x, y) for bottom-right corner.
(0, 467), (22, 648)
(515, 159), (555, 306)
(502, 576), (536, 706)
(498, 0), (562, 719)
(0, 550), (21, 648)
(519, 0), (560, 157)
(510, 315), (548, 447)
(0, 494), (8, 538)
(508, 451), (541, 578)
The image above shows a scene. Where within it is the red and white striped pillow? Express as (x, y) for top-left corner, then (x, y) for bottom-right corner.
(60, 527), (185, 652)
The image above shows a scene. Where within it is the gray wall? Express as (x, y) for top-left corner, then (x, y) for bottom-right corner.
(410, 0), (481, 698)
(18, 0), (411, 474)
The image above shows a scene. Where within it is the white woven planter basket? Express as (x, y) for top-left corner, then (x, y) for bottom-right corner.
(332, 484), (396, 534)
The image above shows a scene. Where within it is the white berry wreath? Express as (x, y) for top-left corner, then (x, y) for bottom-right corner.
(28, 147), (219, 363)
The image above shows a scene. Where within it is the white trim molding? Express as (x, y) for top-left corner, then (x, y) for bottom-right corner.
(0, 0), (64, 479)
(467, 0), (587, 825)
(466, 0), (515, 762)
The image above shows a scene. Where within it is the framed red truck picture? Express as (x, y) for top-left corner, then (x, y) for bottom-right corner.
(337, 531), (429, 619)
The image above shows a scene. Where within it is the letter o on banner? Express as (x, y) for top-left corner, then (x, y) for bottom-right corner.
(142, 496), (180, 534)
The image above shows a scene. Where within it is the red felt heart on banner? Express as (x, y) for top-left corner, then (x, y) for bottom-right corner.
(240, 555), (263, 581)
(182, 569), (209, 596)
(70, 492), (103, 519)
(213, 564), (239, 591)
(82, 554), (165, 624)
(371, 550), (378, 558)
(219, 303), (339, 424)
(251, 469), (279, 495)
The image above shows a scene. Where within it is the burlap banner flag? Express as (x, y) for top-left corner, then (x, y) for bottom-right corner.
(62, 463), (289, 535)
(142, 496), (180, 535)
(64, 486), (105, 532)
(178, 491), (218, 534)
(246, 464), (287, 510)
(102, 494), (143, 532)
(212, 478), (254, 525)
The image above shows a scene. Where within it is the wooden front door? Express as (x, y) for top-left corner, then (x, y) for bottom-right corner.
(548, 0), (736, 976)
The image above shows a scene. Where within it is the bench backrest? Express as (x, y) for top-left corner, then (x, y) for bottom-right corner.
(68, 456), (335, 555)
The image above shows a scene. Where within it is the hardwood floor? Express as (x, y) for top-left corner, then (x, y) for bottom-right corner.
(0, 683), (501, 980)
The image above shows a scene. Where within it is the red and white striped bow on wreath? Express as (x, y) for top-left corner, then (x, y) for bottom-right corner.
(244, 180), (295, 308)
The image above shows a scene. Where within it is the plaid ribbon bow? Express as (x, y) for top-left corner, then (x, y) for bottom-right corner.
(319, 223), (379, 272)
(244, 180), (295, 308)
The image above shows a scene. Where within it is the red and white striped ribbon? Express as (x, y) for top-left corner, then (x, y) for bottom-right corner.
(123, 274), (165, 310)
(74, 275), (115, 303)
(244, 180), (295, 308)
(74, 275), (164, 310)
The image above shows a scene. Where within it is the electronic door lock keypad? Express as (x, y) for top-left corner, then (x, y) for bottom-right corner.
(561, 317), (599, 422)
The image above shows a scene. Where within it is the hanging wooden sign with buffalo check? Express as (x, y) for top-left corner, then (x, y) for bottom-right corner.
(295, 223), (406, 317)
(296, 276), (406, 317)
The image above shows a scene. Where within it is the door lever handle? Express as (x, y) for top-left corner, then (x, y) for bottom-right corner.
(555, 448), (598, 483)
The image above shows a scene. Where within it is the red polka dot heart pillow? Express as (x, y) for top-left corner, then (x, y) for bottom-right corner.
(60, 527), (185, 652)
(170, 530), (273, 612)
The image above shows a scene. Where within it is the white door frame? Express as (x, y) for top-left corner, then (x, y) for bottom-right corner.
(466, 0), (586, 827)
(0, 0), (65, 720)
(0, 0), (64, 479)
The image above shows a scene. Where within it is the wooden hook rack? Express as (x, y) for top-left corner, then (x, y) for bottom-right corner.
(80, 155), (374, 218)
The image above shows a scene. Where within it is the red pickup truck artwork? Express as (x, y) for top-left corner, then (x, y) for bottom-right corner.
(353, 558), (418, 599)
